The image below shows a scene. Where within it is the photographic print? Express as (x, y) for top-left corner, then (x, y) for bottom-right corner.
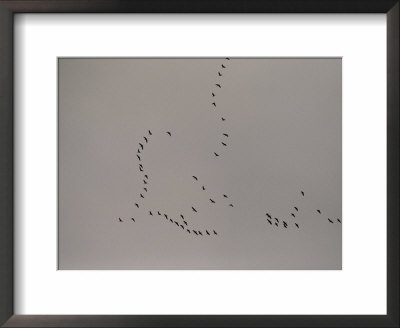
(58, 58), (342, 269)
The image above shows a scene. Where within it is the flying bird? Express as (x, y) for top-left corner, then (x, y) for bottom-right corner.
(137, 149), (141, 154)
(118, 217), (123, 222)
(212, 92), (215, 97)
(221, 64), (226, 68)
(215, 84), (221, 88)
(214, 152), (220, 157)
(221, 117), (226, 121)
(144, 136), (148, 143)
(229, 204), (234, 207)
(170, 219), (173, 223)
(198, 231), (203, 236)
(192, 176), (198, 181)
(166, 131), (171, 136)
(337, 218), (341, 223)
(202, 186), (205, 190)
(149, 211), (153, 216)
(210, 198), (215, 203)
(137, 155), (141, 161)
(294, 207), (298, 211)
(225, 57), (230, 60)
(193, 230), (198, 235)
(180, 225), (184, 229)
(212, 102), (216, 107)
(139, 167), (143, 172)
(143, 187), (147, 192)
(317, 210), (321, 214)
(223, 133), (229, 137)
(148, 130), (152, 135)
(295, 223), (299, 228)
(275, 218), (279, 222)
(164, 214), (168, 219)
(328, 218), (334, 223)
(174, 221), (179, 226)
(192, 207), (197, 213)
(139, 143), (144, 150)
(291, 213), (295, 218)
(267, 219), (272, 225)
(206, 230), (210, 235)
(144, 174), (148, 179)
(183, 221), (188, 226)
(180, 214), (185, 219)
(131, 218), (135, 222)
(275, 223), (278, 227)
(213, 230), (218, 235)
(218, 72), (222, 76)
(187, 229), (191, 234)
(222, 142), (227, 146)
(135, 203), (139, 208)
(157, 211), (161, 215)
(143, 180), (147, 184)
(301, 191), (305, 196)
(266, 213), (271, 219)
(283, 221), (288, 228)
(140, 194), (144, 198)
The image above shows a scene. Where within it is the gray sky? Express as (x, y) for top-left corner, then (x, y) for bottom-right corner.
(58, 58), (342, 269)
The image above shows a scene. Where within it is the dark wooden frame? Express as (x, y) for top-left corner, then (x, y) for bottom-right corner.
(0, 1), (398, 327)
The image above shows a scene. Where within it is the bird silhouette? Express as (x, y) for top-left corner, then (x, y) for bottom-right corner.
(198, 231), (203, 236)
(283, 221), (288, 228)
(180, 225), (184, 229)
(221, 117), (226, 121)
(212, 92), (215, 97)
(206, 230), (210, 235)
(275, 222), (278, 227)
(139, 164), (143, 168)
(222, 142), (227, 146)
(218, 72), (222, 76)
(118, 217), (123, 222)
(210, 198), (215, 203)
(295, 223), (299, 228)
(139, 143), (144, 150)
(215, 84), (221, 88)
(137, 149), (141, 154)
(337, 218), (341, 223)
(214, 152), (220, 157)
(202, 186), (205, 190)
(174, 221), (179, 226)
(169, 219), (173, 223)
(213, 230), (218, 235)
(301, 191), (305, 196)
(291, 213), (295, 218)
(139, 167), (143, 172)
(275, 218), (279, 222)
(148, 130), (152, 135)
(137, 155), (141, 161)
(221, 64), (226, 68)
(157, 211), (161, 215)
(212, 102), (216, 107)
(135, 203), (139, 208)
(131, 218), (135, 222)
(144, 174), (148, 179)
(328, 218), (333, 223)
(149, 211), (153, 216)
(183, 221), (188, 226)
(192, 176), (198, 181)
(143, 187), (147, 192)
(225, 57), (230, 60)
(166, 131), (171, 136)
(223, 133), (229, 137)
(143, 180), (147, 184)
(294, 207), (298, 211)
(144, 136), (148, 143)
(223, 194), (228, 198)
(266, 213), (271, 219)
(192, 207), (197, 213)
(164, 214), (168, 219)
(187, 229), (191, 233)
(267, 219), (272, 225)
(317, 210), (321, 214)
(180, 214), (185, 219)
(229, 204), (233, 207)
(140, 194), (144, 198)
(193, 230), (198, 235)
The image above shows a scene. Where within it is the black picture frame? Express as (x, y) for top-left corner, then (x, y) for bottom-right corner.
(0, 1), (398, 327)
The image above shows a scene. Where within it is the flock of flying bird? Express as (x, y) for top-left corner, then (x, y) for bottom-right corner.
(264, 190), (342, 230)
(116, 58), (342, 235)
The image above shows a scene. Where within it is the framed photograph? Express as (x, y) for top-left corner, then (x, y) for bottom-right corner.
(0, 0), (398, 327)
